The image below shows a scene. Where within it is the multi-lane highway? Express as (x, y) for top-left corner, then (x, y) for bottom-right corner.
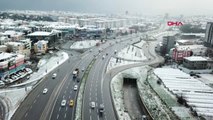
(11, 30), (164, 120)
(11, 40), (98, 120)
(11, 35), (135, 120)
(82, 35), (144, 120)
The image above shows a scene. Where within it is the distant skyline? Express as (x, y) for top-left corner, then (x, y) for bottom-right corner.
(0, 0), (213, 16)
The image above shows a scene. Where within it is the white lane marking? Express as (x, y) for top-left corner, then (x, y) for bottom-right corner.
(89, 109), (91, 114)
(33, 99), (37, 104)
(64, 113), (67, 118)
(89, 97), (91, 101)
(66, 86), (68, 89)
(97, 114), (100, 120)
(57, 114), (59, 119)
(63, 95), (65, 99)
(30, 105), (32, 110)
(65, 107), (68, 111)
(64, 90), (67, 94)
(90, 115), (92, 120)
(59, 107), (61, 112)
(69, 95), (71, 99)
(70, 90), (72, 94)
(37, 94), (40, 98)
(24, 113), (28, 118)
(90, 84), (92, 90)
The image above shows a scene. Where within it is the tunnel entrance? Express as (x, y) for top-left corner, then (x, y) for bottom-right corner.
(123, 77), (150, 120)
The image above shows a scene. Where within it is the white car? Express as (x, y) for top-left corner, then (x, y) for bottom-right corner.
(0, 81), (5, 87)
(25, 68), (33, 74)
(102, 55), (105, 59)
(142, 115), (147, 120)
(43, 88), (48, 94)
(61, 100), (66, 106)
(74, 85), (78, 91)
(90, 102), (95, 109)
(52, 73), (57, 79)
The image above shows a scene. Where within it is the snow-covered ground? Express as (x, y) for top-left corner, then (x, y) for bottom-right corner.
(107, 41), (147, 72)
(70, 40), (100, 49)
(0, 51), (69, 120)
(117, 45), (147, 61)
(154, 68), (213, 118)
(107, 58), (140, 72)
(0, 87), (32, 120)
(134, 40), (146, 48)
(199, 74), (213, 85)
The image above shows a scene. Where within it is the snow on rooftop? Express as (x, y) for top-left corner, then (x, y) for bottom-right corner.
(184, 56), (207, 61)
(176, 45), (206, 51)
(27, 31), (52, 36)
(154, 68), (213, 117)
(6, 42), (23, 46)
(2, 30), (23, 36)
(0, 52), (14, 60)
(181, 33), (205, 37)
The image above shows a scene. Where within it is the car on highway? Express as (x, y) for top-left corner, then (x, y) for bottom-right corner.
(99, 104), (104, 116)
(102, 55), (105, 59)
(69, 100), (74, 107)
(26, 75), (30, 79)
(114, 50), (117, 54)
(25, 68), (33, 74)
(74, 85), (78, 91)
(43, 88), (48, 94)
(90, 102), (95, 109)
(142, 115), (147, 120)
(0, 81), (5, 87)
(61, 100), (66, 107)
(82, 67), (85, 72)
(52, 73), (57, 79)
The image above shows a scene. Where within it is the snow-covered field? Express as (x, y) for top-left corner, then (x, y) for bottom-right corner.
(199, 74), (213, 85)
(117, 45), (147, 61)
(134, 40), (146, 48)
(70, 40), (100, 49)
(154, 68), (213, 118)
(107, 58), (140, 72)
(107, 41), (147, 72)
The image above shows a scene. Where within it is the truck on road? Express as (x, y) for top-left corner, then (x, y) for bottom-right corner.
(73, 68), (79, 80)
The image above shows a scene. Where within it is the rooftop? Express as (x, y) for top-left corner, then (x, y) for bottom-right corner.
(0, 52), (14, 60)
(184, 56), (208, 61)
(176, 45), (206, 51)
(27, 31), (52, 37)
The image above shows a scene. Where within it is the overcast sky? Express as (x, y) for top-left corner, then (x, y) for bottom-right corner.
(0, 0), (212, 16)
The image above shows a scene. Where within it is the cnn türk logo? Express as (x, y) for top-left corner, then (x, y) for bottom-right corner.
(167, 21), (183, 26)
